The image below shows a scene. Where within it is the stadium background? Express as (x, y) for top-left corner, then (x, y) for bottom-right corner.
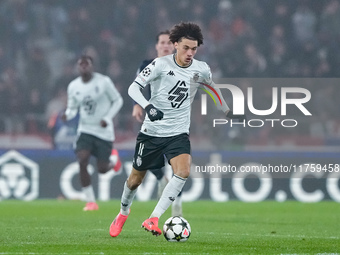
(0, 0), (339, 202)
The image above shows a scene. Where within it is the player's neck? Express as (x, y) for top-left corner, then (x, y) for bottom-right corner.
(82, 73), (93, 83)
(175, 54), (192, 67)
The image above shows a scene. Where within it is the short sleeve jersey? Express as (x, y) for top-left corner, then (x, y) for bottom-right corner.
(134, 54), (212, 137)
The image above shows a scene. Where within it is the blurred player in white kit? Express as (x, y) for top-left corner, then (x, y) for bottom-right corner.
(62, 55), (123, 211)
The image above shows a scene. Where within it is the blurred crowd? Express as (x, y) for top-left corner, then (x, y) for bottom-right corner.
(0, 0), (339, 147)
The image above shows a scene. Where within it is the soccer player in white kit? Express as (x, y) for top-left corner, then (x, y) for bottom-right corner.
(110, 22), (243, 237)
(62, 55), (123, 211)
(132, 30), (184, 216)
(132, 31), (173, 201)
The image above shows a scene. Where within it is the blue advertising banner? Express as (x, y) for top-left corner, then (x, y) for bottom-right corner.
(0, 150), (339, 202)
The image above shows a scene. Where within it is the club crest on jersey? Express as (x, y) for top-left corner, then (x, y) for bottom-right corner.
(193, 73), (199, 82)
(168, 80), (189, 108)
(141, 67), (151, 77)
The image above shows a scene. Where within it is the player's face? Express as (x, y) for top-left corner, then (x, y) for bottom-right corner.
(174, 38), (198, 66)
(155, 34), (174, 57)
(77, 58), (93, 76)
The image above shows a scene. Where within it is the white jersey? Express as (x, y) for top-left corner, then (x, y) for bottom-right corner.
(134, 54), (214, 137)
(65, 72), (123, 141)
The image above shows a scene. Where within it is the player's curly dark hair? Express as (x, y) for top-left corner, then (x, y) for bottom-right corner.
(169, 22), (203, 46)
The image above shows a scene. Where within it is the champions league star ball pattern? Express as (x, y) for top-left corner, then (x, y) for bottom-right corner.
(141, 67), (151, 77)
(163, 216), (191, 242)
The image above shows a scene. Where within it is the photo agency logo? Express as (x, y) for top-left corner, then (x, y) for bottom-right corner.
(197, 78), (312, 128)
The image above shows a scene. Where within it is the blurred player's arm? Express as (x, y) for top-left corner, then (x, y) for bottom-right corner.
(62, 84), (78, 122)
(101, 77), (123, 127)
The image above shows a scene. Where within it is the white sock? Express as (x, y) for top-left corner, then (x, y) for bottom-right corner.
(120, 181), (137, 215)
(150, 175), (186, 218)
(173, 195), (182, 207)
(82, 185), (95, 203)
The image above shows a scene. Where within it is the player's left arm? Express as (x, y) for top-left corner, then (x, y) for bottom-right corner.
(101, 77), (123, 127)
(202, 64), (245, 121)
(201, 64), (229, 114)
(211, 82), (246, 121)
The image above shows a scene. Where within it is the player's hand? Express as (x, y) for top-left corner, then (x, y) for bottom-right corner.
(226, 110), (246, 122)
(145, 104), (164, 122)
(132, 104), (144, 123)
(61, 113), (67, 122)
(100, 120), (108, 127)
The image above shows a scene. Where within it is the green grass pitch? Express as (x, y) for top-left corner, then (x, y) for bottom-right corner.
(0, 200), (339, 254)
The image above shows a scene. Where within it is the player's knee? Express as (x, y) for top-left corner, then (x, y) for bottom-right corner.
(175, 168), (190, 179)
(127, 176), (143, 190)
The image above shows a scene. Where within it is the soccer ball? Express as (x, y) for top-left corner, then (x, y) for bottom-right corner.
(163, 216), (191, 242)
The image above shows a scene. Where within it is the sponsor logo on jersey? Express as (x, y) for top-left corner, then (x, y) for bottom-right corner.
(168, 80), (189, 108)
(167, 70), (175, 76)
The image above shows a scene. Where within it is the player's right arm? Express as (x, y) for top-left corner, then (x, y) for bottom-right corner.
(131, 60), (152, 122)
(128, 59), (164, 121)
(128, 85), (163, 122)
(62, 82), (79, 122)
